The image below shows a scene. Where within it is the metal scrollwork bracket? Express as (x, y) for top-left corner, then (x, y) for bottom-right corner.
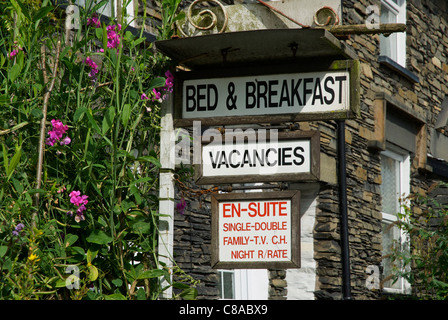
(177, 0), (229, 37)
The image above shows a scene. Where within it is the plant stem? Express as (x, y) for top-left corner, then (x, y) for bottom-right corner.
(32, 38), (62, 231)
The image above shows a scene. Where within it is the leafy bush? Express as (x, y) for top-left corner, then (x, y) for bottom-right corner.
(388, 183), (448, 299)
(0, 0), (196, 300)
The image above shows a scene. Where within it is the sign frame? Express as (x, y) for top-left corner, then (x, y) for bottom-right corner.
(173, 59), (360, 127)
(195, 130), (320, 185)
(211, 190), (301, 269)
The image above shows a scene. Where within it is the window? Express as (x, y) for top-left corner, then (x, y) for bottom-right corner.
(218, 269), (269, 300)
(380, 0), (406, 67)
(76, 0), (136, 26)
(380, 148), (411, 294)
(218, 270), (235, 299)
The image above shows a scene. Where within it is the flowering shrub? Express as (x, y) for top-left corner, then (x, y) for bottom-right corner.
(0, 0), (196, 300)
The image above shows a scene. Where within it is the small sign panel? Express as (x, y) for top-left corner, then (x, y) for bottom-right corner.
(196, 131), (320, 184)
(211, 191), (300, 269)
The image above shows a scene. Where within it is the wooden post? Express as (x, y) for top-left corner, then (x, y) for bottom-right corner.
(325, 23), (407, 36)
(158, 93), (175, 299)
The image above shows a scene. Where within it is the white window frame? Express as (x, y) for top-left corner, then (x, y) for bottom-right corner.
(380, 148), (411, 295)
(380, 0), (407, 67)
(76, 0), (136, 27)
(218, 269), (269, 300)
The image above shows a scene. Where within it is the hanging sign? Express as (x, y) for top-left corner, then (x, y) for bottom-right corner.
(211, 191), (300, 269)
(173, 61), (360, 126)
(196, 130), (320, 185)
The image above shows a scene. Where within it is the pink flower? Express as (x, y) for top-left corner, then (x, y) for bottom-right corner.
(60, 136), (71, 145)
(106, 25), (121, 49)
(9, 50), (18, 59)
(141, 93), (149, 100)
(165, 70), (174, 92)
(152, 88), (162, 101)
(84, 57), (99, 79)
(87, 15), (101, 28)
(69, 190), (88, 207)
(69, 190), (89, 222)
(46, 119), (70, 146)
(176, 198), (186, 215)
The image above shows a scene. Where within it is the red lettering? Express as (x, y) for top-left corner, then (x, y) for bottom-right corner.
(223, 203), (232, 218)
(248, 202), (257, 217)
(279, 201), (288, 216)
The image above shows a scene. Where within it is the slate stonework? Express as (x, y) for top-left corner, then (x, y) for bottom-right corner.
(171, 0), (448, 300)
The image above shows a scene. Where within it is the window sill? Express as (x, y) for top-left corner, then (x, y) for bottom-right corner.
(378, 55), (419, 84)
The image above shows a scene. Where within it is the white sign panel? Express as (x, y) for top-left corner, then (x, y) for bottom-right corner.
(211, 191), (300, 269)
(218, 199), (291, 263)
(203, 140), (310, 176)
(196, 131), (320, 185)
(182, 71), (350, 119)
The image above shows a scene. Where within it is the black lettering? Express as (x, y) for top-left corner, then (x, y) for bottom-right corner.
(281, 147), (292, 165)
(208, 84), (218, 111)
(293, 146), (305, 166)
(312, 78), (323, 105)
(257, 81), (268, 108)
(291, 78), (303, 106)
(268, 80), (278, 108)
(324, 77), (335, 105)
(186, 85), (196, 112)
(279, 80), (290, 107)
(335, 76), (347, 104)
(266, 148), (277, 166)
(197, 84), (206, 111)
(209, 151), (220, 169)
(246, 82), (256, 108)
(218, 151), (229, 169)
(242, 150), (253, 167)
(229, 150), (240, 168)
(303, 78), (313, 103)
(253, 149), (265, 166)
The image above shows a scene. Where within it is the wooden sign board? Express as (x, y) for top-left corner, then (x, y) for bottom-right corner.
(195, 130), (320, 185)
(211, 191), (300, 269)
(173, 60), (360, 127)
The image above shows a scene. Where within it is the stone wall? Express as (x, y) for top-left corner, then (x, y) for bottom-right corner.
(171, 0), (448, 300)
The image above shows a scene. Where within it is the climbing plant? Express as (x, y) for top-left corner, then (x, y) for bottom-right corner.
(0, 0), (197, 300)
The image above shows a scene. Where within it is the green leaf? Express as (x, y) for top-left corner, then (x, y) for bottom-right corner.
(148, 77), (166, 90)
(32, 5), (53, 22)
(121, 103), (131, 127)
(31, 108), (43, 119)
(86, 230), (113, 245)
(87, 264), (98, 281)
(104, 293), (127, 300)
(137, 269), (166, 280)
(86, 108), (101, 134)
(11, 0), (31, 22)
(87, 247), (99, 264)
(131, 221), (151, 234)
(137, 156), (161, 168)
(0, 246), (8, 258)
(180, 287), (198, 300)
(65, 234), (78, 247)
(102, 106), (115, 135)
(7, 146), (22, 180)
(74, 107), (87, 122)
(9, 63), (22, 83)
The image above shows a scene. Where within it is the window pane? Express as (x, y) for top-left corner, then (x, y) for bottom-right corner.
(381, 154), (399, 215)
(218, 271), (234, 299)
(382, 221), (403, 290)
(380, 5), (398, 60)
